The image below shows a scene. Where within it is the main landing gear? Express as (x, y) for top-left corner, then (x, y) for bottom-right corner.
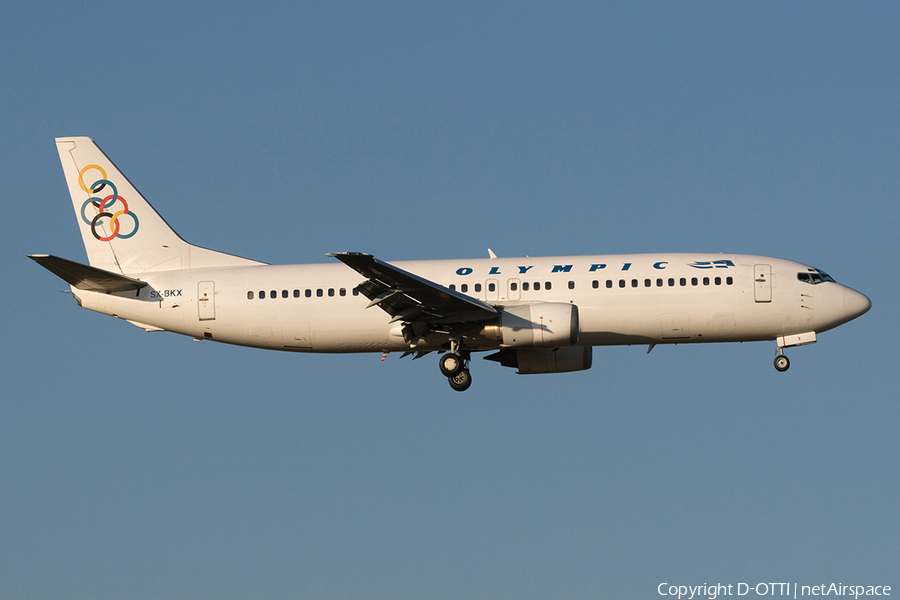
(439, 353), (464, 377)
(441, 341), (472, 392)
(448, 367), (472, 392)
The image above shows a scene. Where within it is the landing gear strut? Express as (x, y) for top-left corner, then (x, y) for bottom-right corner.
(442, 340), (472, 391)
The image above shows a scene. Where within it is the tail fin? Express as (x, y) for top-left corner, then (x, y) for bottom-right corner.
(56, 137), (264, 273)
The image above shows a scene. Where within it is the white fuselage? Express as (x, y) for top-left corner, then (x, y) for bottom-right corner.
(71, 253), (870, 354)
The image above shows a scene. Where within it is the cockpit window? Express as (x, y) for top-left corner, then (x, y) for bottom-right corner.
(798, 268), (836, 284)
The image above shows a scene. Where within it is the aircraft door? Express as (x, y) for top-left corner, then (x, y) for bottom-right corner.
(508, 279), (521, 301)
(486, 278), (499, 301)
(754, 264), (772, 303)
(198, 281), (216, 320)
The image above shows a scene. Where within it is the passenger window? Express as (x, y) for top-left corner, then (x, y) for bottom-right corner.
(568, 281), (575, 290)
(715, 277), (721, 285)
(726, 277), (733, 285)
(293, 289), (300, 298)
(644, 279), (651, 287)
(461, 284), (468, 293)
(282, 290), (288, 298)
(657, 278), (663, 287)
(352, 288), (359, 296)
(328, 288), (334, 297)
(247, 291), (254, 300)
(545, 282), (551, 290)
(703, 277), (709, 286)
(680, 278), (686, 286)
(691, 277), (698, 286)
(535, 282), (541, 291)
(270, 290), (277, 299)
(606, 280), (612, 289)
(592, 280), (599, 289)
(475, 283), (482, 292)
(305, 289), (312, 297)
(259, 290), (265, 299)
(316, 289), (323, 297)
(449, 284), (456, 291)
(668, 278), (675, 287)
(619, 280), (625, 288)
(631, 279), (638, 288)
(488, 282), (496, 292)
(510, 282), (518, 291)
(340, 288), (346, 296)
(522, 282), (529, 291)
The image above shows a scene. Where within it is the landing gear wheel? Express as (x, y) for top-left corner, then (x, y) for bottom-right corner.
(448, 368), (472, 392)
(774, 355), (790, 372)
(439, 353), (464, 377)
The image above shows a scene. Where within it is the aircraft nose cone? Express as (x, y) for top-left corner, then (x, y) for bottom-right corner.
(843, 287), (872, 321)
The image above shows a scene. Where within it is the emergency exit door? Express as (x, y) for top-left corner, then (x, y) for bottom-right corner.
(754, 265), (772, 303)
(198, 281), (216, 320)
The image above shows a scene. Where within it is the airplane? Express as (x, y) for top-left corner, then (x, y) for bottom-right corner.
(31, 137), (871, 391)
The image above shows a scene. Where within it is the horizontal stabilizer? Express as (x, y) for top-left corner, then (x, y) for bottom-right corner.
(29, 254), (147, 293)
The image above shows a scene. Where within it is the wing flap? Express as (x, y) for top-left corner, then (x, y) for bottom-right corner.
(328, 252), (496, 324)
(29, 254), (147, 293)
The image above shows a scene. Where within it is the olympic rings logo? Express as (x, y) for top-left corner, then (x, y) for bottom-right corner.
(77, 164), (140, 241)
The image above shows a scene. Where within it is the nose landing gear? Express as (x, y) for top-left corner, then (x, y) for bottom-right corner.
(773, 332), (817, 372)
(774, 352), (790, 372)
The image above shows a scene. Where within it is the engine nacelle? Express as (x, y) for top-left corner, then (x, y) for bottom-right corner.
(485, 346), (593, 374)
(482, 302), (580, 348)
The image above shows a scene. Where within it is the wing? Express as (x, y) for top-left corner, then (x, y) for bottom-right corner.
(327, 252), (497, 324)
(29, 254), (147, 293)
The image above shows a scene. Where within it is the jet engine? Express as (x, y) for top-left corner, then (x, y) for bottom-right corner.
(484, 346), (593, 374)
(481, 302), (580, 348)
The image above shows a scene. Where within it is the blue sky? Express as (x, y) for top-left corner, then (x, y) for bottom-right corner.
(2, 2), (898, 598)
